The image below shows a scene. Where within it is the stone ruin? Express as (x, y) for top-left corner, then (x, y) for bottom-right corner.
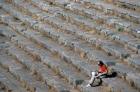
(0, 0), (140, 92)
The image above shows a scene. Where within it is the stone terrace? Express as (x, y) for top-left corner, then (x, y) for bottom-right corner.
(0, 0), (140, 92)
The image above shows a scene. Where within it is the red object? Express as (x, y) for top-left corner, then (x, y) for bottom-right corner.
(98, 65), (108, 73)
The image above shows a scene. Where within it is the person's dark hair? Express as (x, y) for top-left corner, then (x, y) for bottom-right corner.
(98, 61), (104, 66)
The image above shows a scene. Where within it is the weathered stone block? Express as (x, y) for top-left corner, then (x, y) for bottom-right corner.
(100, 29), (115, 37)
(127, 56), (140, 70)
(126, 73), (140, 91)
(103, 78), (138, 92)
(0, 67), (26, 92)
(102, 43), (129, 59)
(128, 40), (140, 51)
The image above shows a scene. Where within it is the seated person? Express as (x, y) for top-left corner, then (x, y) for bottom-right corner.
(86, 61), (108, 87)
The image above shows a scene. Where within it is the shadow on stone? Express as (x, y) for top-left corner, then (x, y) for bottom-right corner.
(106, 72), (117, 78)
(90, 78), (102, 87)
(90, 72), (117, 87)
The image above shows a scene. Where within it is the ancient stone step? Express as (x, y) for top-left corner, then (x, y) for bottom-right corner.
(127, 55), (140, 71)
(18, 0), (140, 39)
(112, 0), (140, 12)
(2, 13), (119, 66)
(4, 0), (139, 54)
(82, 0), (140, 24)
(20, 34), (85, 86)
(3, 20), (139, 92)
(47, 0), (107, 22)
(4, 22), (107, 92)
(50, 0), (140, 44)
(126, 72), (140, 91)
(58, 11), (140, 53)
(0, 0), (132, 67)
(1, 0), (140, 91)
(0, 3), (119, 65)
(3, 13), (140, 91)
(111, 63), (140, 91)
(13, 1), (51, 21)
(2, 21), (86, 88)
(2, 6), (140, 76)
(7, 44), (74, 92)
(0, 24), (16, 39)
(31, 0), (63, 13)
(29, 0), (140, 42)
(42, 0), (140, 51)
(12, 22), (140, 92)
(18, 26), (140, 91)
(20, 2), (134, 58)
(0, 54), (49, 92)
(0, 35), (48, 92)
(41, 17), (132, 59)
(0, 59), (27, 92)
(103, 78), (138, 92)
(46, 0), (140, 25)
(79, 80), (107, 92)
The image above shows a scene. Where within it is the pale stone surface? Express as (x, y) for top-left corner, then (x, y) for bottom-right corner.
(1, 0), (140, 91)
(102, 42), (130, 58)
(8, 44), (72, 92)
(6, 25), (85, 87)
(0, 67), (26, 92)
(127, 55), (140, 70)
(126, 73), (140, 91)
(104, 78), (138, 92)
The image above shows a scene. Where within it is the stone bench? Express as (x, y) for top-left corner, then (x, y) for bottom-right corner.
(0, 54), (48, 92)
(1, 7), (129, 67)
(127, 55), (140, 71)
(5, 25), (86, 87)
(30, 0), (140, 44)
(8, 18), (140, 90)
(103, 78), (138, 92)
(41, 2), (140, 51)
(6, 14), (140, 90)
(30, 0), (64, 15)
(12, 1), (50, 21)
(85, 1), (140, 24)
(4, 0), (139, 56)
(79, 80), (107, 92)
(0, 1), (135, 65)
(73, 0), (140, 24)
(0, 9), (118, 64)
(19, 27), (139, 91)
(113, 0), (140, 12)
(126, 72), (140, 91)
(0, 67), (26, 92)
(14, 13), (119, 64)
(7, 44), (73, 92)
(1, 1), (140, 91)
(0, 24), (16, 39)
(131, 28), (140, 39)
(111, 63), (140, 91)
(2, 12), (138, 91)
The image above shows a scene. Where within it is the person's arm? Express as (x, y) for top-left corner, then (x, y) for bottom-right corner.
(95, 71), (107, 78)
(96, 68), (108, 77)
(98, 71), (107, 76)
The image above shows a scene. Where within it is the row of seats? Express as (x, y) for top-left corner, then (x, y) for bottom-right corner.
(0, 0), (140, 92)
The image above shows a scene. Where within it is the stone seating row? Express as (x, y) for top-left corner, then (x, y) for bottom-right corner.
(29, 0), (140, 53)
(71, 0), (140, 24)
(105, 0), (140, 12)
(1, 0), (140, 91)
(43, 0), (140, 39)
(8, 1), (136, 59)
(0, 53), (48, 92)
(7, 43), (74, 92)
(1, 13), (140, 91)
